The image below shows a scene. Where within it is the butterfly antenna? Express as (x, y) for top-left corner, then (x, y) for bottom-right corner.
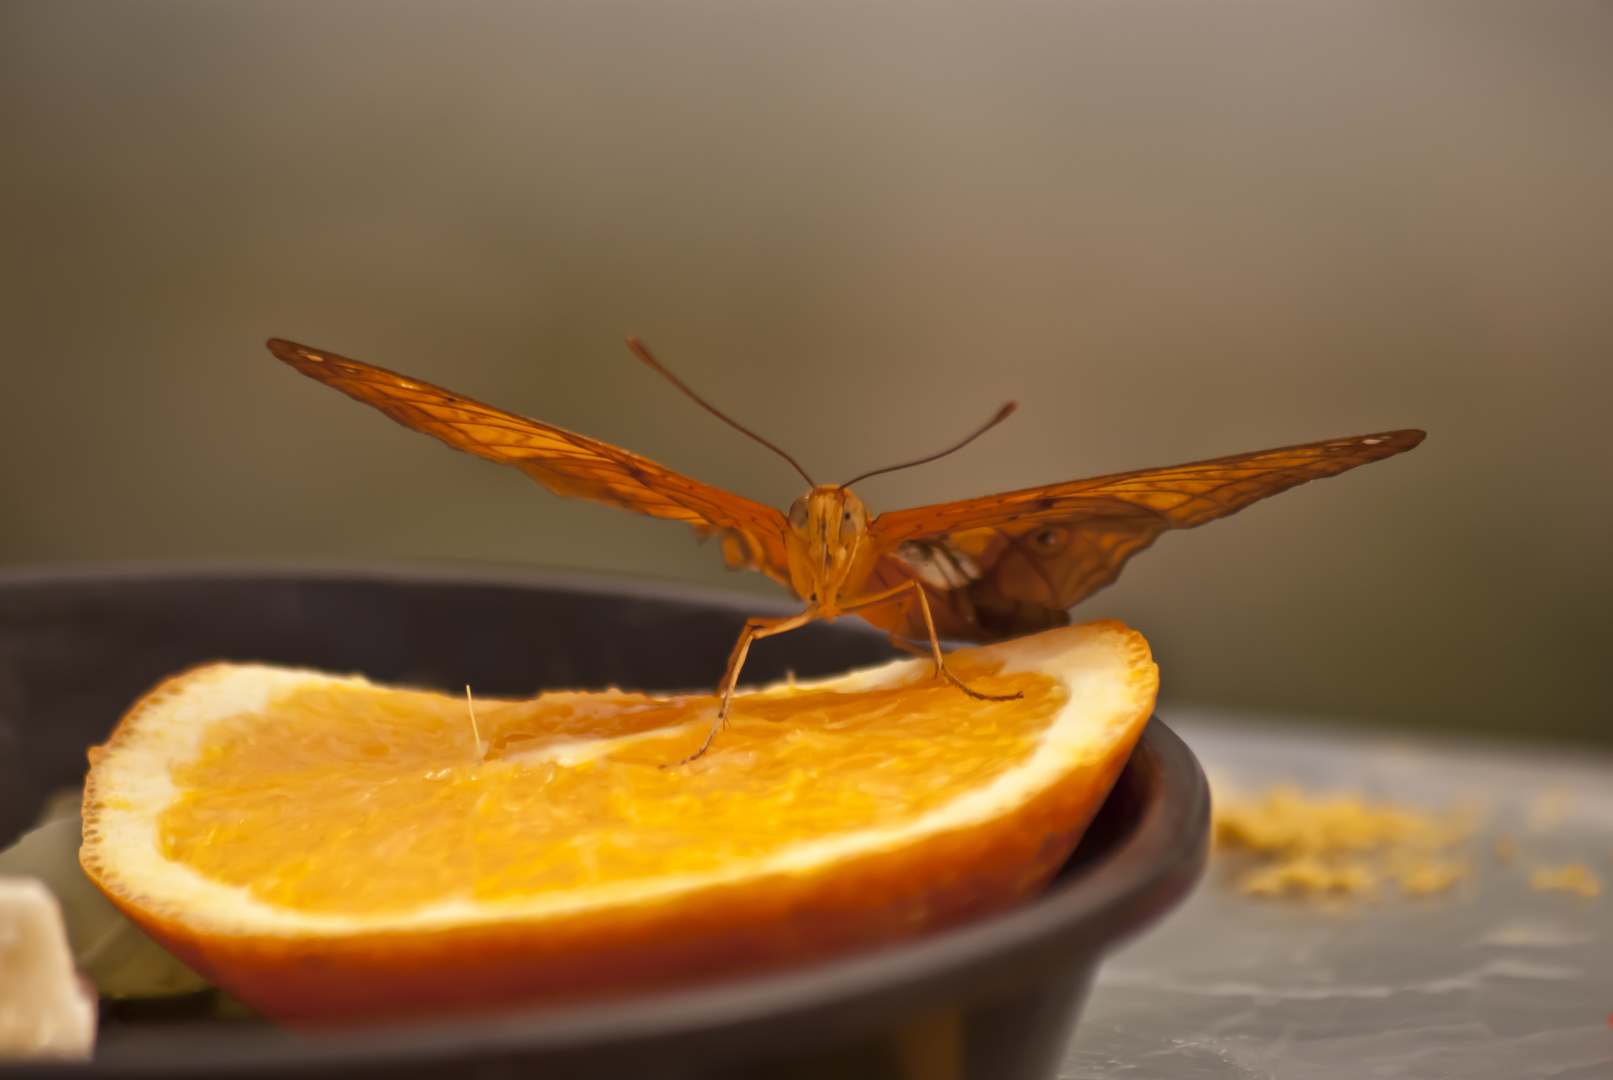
(840, 402), (1018, 488)
(625, 337), (814, 486)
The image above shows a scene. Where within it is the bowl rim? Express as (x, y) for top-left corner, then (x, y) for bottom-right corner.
(0, 561), (1210, 1077)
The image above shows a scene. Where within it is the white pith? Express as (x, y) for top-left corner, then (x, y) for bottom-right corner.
(83, 622), (1155, 939)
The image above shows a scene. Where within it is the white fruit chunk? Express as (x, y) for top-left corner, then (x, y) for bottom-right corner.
(0, 816), (208, 999)
(0, 876), (97, 1060)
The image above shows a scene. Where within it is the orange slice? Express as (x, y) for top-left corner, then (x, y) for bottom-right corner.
(80, 620), (1156, 1024)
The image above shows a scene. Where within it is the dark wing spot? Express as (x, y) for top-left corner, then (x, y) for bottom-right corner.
(1031, 526), (1070, 554)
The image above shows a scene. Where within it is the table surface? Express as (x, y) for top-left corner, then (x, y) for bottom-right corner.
(1063, 711), (1613, 1080)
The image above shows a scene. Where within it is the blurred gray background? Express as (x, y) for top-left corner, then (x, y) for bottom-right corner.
(1, 1), (1608, 745)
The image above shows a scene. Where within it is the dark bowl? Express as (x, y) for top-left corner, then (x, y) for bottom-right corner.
(0, 563), (1208, 1080)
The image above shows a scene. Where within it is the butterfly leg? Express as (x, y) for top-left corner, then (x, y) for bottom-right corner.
(665, 607), (820, 768)
(903, 583), (1022, 703)
(844, 582), (1022, 703)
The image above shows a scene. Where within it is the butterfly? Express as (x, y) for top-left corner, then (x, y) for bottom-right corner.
(269, 337), (1424, 762)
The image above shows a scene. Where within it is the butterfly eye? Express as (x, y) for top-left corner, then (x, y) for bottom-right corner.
(788, 498), (810, 531)
(838, 504), (864, 542)
(1031, 526), (1070, 553)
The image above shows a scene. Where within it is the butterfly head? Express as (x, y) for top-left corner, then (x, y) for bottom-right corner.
(785, 485), (874, 612)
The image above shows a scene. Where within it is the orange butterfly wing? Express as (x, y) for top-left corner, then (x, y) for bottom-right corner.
(268, 339), (793, 587)
(856, 429), (1425, 642)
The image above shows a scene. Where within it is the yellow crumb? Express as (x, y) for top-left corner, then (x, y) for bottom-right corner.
(1240, 856), (1380, 898)
(1529, 863), (1601, 899)
(1391, 858), (1474, 896)
(1214, 785), (1475, 900)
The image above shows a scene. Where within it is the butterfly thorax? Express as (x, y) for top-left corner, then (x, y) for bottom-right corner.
(784, 486), (880, 618)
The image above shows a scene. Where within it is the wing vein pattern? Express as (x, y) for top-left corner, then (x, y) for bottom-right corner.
(268, 339), (792, 585)
(859, 429), (1424, 642)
